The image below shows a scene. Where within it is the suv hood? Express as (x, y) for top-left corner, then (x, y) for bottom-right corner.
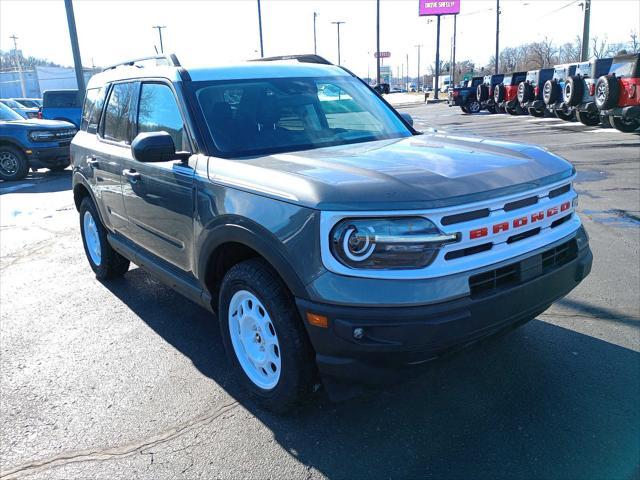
(3, 119), (76, 129)
(208, 133), (574, 211)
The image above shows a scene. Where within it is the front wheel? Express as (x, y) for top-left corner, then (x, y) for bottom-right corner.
(0, 146), (29, 181)
(219, 258), (315, 413)
(466, 100), (481, 114)
(610, 115), (640, 133)
(79, 197), (130, 280)
(575, 110), (601, 126)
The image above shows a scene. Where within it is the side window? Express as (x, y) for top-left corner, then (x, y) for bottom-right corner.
(137, 83), (188, 151)
(80, 88), (104, 132)
(102, 83), (135, 144)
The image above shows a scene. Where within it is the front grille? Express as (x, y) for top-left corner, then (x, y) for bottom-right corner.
(469, 239), (578, 296)
(542, 239), (577, 271)
(549, 184), (571, 198)
(504, 195), (538, 212)
(441, 208), (490, 226)
(507, 227), (541, 244)
(445, 242), (492, 260)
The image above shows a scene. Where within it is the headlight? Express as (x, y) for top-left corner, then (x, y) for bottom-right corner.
(330, 217), (458, 270)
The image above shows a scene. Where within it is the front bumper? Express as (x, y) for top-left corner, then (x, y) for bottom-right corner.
(599, 105), (640, 120)
(25, 143), (71, 169)
(297, 227), (592, 391)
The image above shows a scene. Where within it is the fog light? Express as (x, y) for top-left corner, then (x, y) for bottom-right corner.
(353, 328), (365, 340)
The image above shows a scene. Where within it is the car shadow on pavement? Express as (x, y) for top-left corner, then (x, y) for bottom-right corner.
(0, 170), (71, 194)
(104, 267), (640, 480)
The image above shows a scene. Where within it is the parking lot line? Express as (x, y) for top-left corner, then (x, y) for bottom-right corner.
(0, 183), (35, 194)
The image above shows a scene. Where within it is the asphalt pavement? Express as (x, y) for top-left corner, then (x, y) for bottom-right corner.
(1, 104), (639, 479)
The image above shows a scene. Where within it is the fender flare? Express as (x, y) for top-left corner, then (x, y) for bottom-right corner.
(197, 217), (308, 300)
(71, 172), (110, 228)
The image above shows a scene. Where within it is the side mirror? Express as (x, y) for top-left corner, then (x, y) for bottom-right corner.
(131, 131), (190, 163)
(400, 112), (414, 126)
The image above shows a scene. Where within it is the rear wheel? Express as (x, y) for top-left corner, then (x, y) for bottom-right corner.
(575, 110), (601, 126)
(460, 105), (469, 113)
(219, 258), (315, 413)
(528, 107), (545, 117)
(610, 115), (640, 133)
(0, 146), (29, 181)
(79, 197), (130, 280)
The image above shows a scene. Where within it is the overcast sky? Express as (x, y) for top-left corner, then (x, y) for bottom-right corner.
(1, 0), (638, 78)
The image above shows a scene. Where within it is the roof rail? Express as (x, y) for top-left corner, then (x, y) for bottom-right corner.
(103, 54), (181, 71)
(250, 54), (333, 65)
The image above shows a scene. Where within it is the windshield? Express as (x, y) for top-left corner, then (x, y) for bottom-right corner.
(193, 75), (412, 157)
(1, 99), (23, 109)
(0, 102), (24, 121)
(14, 99), (38, 108)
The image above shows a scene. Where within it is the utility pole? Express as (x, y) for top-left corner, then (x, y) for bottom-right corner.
(406, 52), (409, 90)
(152, 25), (166, 54)
(435, 15), (441, 99)
(415, 44), (422, 92)
(257, 0), (264, 57)
(9, 35), (26, 97)
(64, 0), (86, 94)
(495, 0), (500, 74)
(452, 14), (457, 87)
(313, 12), (318, 55)
(376, 0), (381, 86)
(581, 0), (591, 61)
(331, 21), (345, 65)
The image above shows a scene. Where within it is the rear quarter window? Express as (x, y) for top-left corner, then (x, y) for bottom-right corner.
(44, 92), (81, 108)
(80, 88), (106, 133)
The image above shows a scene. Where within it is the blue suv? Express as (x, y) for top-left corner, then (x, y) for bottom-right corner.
(0, 102), (77, 181)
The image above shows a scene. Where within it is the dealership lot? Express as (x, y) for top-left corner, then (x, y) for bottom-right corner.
(1, 103), (638, 479)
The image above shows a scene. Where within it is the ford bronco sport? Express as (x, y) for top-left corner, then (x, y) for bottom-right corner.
(517, 68), (554, 117)
(477, 74), (504, 113)
(494, 72), (527, 114)
(593, 53), (640, 132)
(563, 58), (613, 127)
(71, 54), (592, 412)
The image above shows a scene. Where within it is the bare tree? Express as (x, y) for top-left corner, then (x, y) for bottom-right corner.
(591, 35), (609, 58)
(629, 30), (639, 53)
(528, 37), (557, 68)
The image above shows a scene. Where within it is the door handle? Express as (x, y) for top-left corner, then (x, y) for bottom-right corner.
(122, 169), (141, 183)
(86, 156), (99, 167)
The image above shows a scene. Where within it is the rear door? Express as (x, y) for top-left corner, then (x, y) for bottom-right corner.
(119, 80), (196, 273)
(92, 81), (138, 233)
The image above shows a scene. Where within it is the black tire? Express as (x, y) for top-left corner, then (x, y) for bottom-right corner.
(477, 84), (489, 102)
(494, 84), (505, 103)
(610, 115), (640, 133)
(460, 105), (469, 113)
(554, 107), (574, 121)
(517, 82), (533, 104)
(219, 258), (315, 413)
(543, 80), (559, 105)
(528, 106), (545, 117)
(0, 145), (29, 181)
(466, 100), (481, 114)
(575, 110), (601, 126)
(79, 197), (130, 280)
(49, 165), (68, 172)
(487, 105), (497, 114)
(594, 76), (619, 110)
(600, 114), (612, 128)
(564, 76), (583, 106)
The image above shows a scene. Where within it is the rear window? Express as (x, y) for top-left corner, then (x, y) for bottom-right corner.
(609, 59), (639, 78)
(44, 91), (81, 108)
(81, 87), (106, 133)
(594, 58), (613, 77)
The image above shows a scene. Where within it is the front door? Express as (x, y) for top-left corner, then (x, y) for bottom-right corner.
(120, 81), (196, 273)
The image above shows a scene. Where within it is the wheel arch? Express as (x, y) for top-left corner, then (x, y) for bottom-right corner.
(198, 220), (309, 310)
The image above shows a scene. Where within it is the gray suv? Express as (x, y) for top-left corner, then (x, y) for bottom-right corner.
(71, 54), (592, 412)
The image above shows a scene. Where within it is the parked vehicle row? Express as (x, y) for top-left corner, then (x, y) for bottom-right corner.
(449, 53), (640, 133)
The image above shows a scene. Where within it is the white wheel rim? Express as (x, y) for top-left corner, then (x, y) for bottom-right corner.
(228, 290), (281, 390)
(83, 210), (102, 266)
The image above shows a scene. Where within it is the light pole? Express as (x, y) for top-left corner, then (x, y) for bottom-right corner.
(313, 12), (318, 55)
(64, 0), (85, 95)
(415, 44), (422, 92)
(152, 25), (166, 54)
(257, 0), (264, 57)
(452, 14), (457, 87)
(9, 35), (26, 97)
(332, 21), (345, 65)
(580, 0), (591, 61)
(376, 0), (381, 85)
(494, 0), (500, 74)
(406, 53), (409, 90)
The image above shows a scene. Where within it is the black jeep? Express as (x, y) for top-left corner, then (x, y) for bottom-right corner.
(476, 74), (504, 113)
(517, 68), (554, 117)
(448, 76), (484, 113)
(562, 58), (613, 126)
(542, 63), (578, 120)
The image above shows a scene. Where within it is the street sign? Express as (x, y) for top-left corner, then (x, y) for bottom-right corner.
(380, 65), (391, 83)
(374, 51), (391, 59)
(419, 0), (460, 16)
